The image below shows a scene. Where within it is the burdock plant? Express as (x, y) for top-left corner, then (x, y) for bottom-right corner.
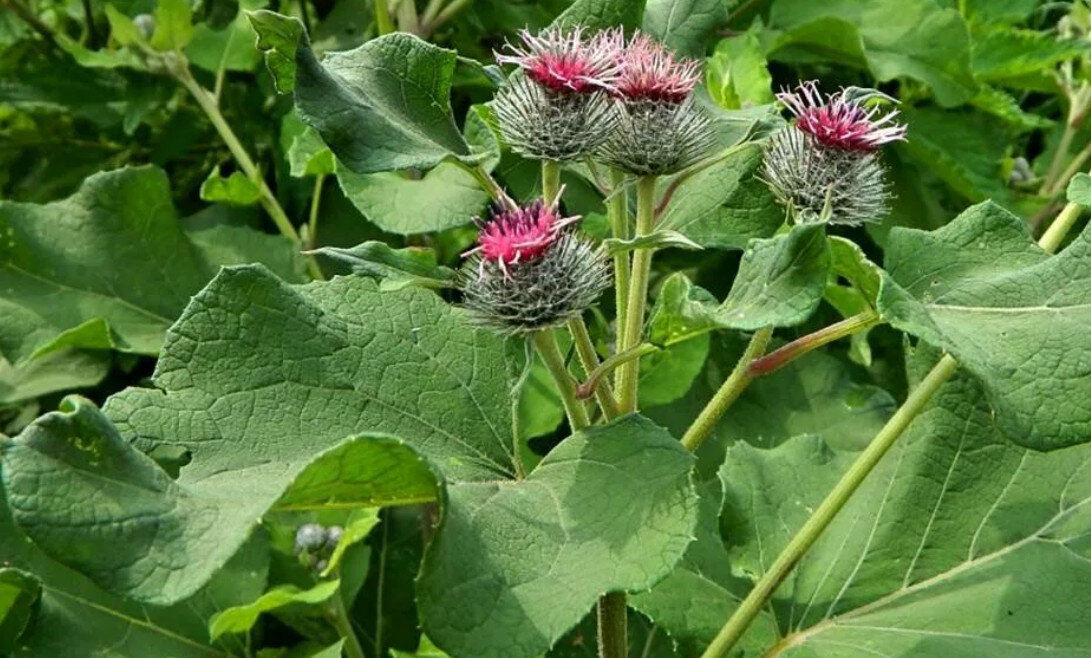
(762, 81), (908, 224)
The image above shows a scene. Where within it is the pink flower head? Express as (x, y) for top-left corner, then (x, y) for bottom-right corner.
(496, 27), (622, 95)
(615, 32), (701, 104)
(467, 200), (581, 270)
(777, 81), (908, 152)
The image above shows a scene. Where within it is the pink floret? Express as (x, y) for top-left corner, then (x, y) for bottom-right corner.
(496, 27), (621, 95)
(778, 81), (907, 152)
(615, 32), (701, 104)
(468, 201), (579, 266)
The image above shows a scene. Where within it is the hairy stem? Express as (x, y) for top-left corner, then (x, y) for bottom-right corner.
(598, 592), (628, 658)
(748, 311), (881, 377)
(679, 327), (773, 452)
(701, 198), (1082, 658)
(566, 317), (620, 420)
(327, 589), (367, 658)
(577, 343), (659, 401)
(174, 65), (324, 280)
(616, 176), (657, 413)
(542, 160), (562, 205)
(531, 330), (590, 431)
(608, 168), (632, 388)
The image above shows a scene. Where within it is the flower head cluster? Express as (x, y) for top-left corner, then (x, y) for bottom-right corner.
(598, 30), (711, 175)
(496, 27), (622, 94)
(777, 82), (907, 151)
(763, 81), (907, 225)
(460, 201), (610, 335)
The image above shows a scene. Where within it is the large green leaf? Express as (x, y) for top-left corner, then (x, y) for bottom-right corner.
(0, 349), (110, 406)
(714, 223), (830, 330)
(898, 107), (1011, 204)
(630, 479), (776, 657)
(250, 11), (474, 175)
(719, 345), (1091, 656)
(1, 396), (440, 605)
(0, 480), (267, 658)
(879, 201), (1091, 450)
(657, 144), (784, 250)
(642, 0), (729, 57)
(0, 166), (303, 365)
(336, 162), (487, 235)
(768, 0), (977, 107)
(106, 266), (519, 482)
(418, 415), (698, 658)
(209, 580), (341, 640)
(971, 25), (1090, 82)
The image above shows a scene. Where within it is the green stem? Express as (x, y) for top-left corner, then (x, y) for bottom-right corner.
(307, 174), (326, 251)
(1049, 138), (1091, 197)
(748, 311), (881, 377)
(616, 176), (657, 413)
(577, 343), (659, 401)
(700, 354), (959, 658)
(597, 591), (628, 658)
(566, 317), (620, 421)
(428, 0), (472, 32)
(608, 168), (631, 386)
(700, 195), (1084, 658)
(373, 0), (394, 34)
(531, 330), (590, 431)
(1042, 85), (1090, 195)
(679, 327), (773, 452)
(456, 160), (507, 204)
(328, 589), (367, 658)
(542, 160), (562, 205)
(1040, 199), (1083, 254)
(174, 65), (324, 280)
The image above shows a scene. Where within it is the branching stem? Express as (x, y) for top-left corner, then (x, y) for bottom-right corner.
(616, 176), (657, 413)
(566, 317), (620, 420)
(679, 327), (773, 452)
(608, 168), (632, 385)
(700, 184), (1084, 657)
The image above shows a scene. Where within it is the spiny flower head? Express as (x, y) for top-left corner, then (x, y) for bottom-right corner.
(492, 74), (618, 161)
(495, 26), (622, 95)
(468, 200), (579, 269)
(777, 81), (907, 152)
(614, 31), (701, 104)
(762, 128), (890, 225)
(460, 200), (610, 335)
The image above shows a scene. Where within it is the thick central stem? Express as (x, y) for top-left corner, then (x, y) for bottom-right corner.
(616, 176), (657, 413)
(608, 168), (632, 389)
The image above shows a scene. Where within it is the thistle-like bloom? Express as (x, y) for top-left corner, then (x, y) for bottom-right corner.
(598, 31), (711, 175)
(777, 81), (907, 152)
(495, 26), (622, 95)
(762, 128), (890, 225)
(762, 81), (905, 225)
(461, 201), (610, 335)
(614, 32), (701, 104)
